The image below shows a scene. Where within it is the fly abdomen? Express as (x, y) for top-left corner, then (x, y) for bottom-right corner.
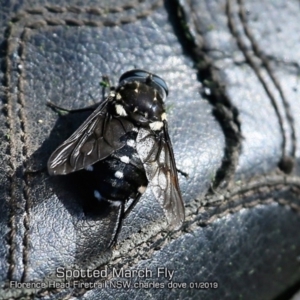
(87, 128), (148, 202)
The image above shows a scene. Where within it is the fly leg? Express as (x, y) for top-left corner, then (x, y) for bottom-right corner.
(108, 193), (143, 248)
(47, 75), (114, 114)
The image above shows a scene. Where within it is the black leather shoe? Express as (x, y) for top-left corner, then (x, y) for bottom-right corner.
(1, 0), (300, 299)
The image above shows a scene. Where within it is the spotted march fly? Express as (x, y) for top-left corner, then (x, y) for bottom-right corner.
(48, 69), (185, 247)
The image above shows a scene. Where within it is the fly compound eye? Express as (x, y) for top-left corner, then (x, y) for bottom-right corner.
(119, 69), (150, 83)
(150, 74), (169, 97)
(119, 69), (169, 100)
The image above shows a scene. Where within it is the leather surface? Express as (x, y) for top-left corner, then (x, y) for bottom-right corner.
(1, 0), (300, 299)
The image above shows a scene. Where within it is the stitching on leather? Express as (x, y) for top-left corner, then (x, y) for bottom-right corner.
(226, 0), (296, 173)
(3, 26), (32, 284)
(18, 29), (31, 283)
(32, 174), (300, 298)
(3, 24), (18, 283)
(26, 1), (146, 15)
(170, 0), (242, 192)
(237, 0), (297, 164)
(11, 0), (162, 29)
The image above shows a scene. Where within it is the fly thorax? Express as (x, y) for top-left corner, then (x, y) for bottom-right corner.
(114, 81), (166, 129)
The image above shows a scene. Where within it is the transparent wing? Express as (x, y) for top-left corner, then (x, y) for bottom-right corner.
(48, 99), (134, 175)
(136, 123), (184, 228)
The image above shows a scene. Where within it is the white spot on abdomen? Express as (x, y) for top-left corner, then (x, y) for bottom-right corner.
(120, 156), (130, 164)
(127, 139), (136, 147)
(94, 190), (102, 201)
(85, 165), (94, 171)
(114, 171), (124, 179)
